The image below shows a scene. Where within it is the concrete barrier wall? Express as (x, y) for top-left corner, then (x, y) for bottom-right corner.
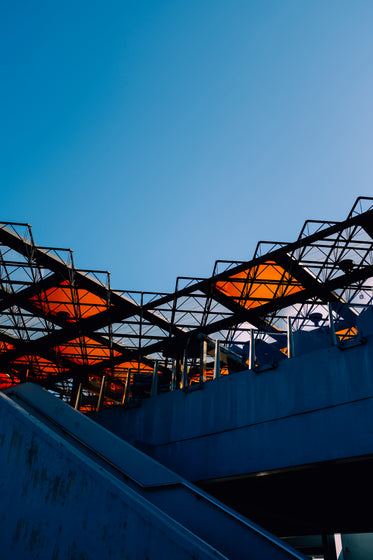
(0, 392), (227, 560)
(93, 333), (373, 481)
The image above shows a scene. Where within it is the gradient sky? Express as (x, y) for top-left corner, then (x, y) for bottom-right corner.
(2, 1), (373, 292)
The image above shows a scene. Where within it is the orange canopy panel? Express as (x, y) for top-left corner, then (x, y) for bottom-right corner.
(336, 327), (358, 342)
(13, 355), (64, 378)
(102, 361), (154, 381)
(0, 341), (15, 353)
(215, 261), (304, 310)
(0, 373), (20, 390)
(55, 336), (121, 365)
(30, 280), (109, 321)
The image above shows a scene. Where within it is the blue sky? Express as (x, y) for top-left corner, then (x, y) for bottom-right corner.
(2, 1), (373, 292)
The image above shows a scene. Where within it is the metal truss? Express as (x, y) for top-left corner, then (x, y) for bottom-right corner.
(1, 197), (373, 410)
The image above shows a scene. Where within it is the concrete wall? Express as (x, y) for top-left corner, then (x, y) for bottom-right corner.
(341, 533), (373, 560)
(0, 392), (227, 560)
(94, 330), (373, 482)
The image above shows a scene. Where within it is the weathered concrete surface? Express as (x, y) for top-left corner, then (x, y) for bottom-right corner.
(0, 391), (227, 560)
(93, 329), (373, 482)
(0, 386), (306, 560)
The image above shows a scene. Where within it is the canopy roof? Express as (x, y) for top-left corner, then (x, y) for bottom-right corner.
(1, 196), (373, 409)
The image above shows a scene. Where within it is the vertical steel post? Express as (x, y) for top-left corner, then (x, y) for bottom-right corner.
(122, 369), (131, 405)
(328, 302), (338, 346)
(176, 358), (181, 388)
(200, 338), (207, 383)
(96, 375), (106, 412)
(70, 377), (81, 406)
(74, 383), (82, 410)
(249, 329), (256, 370)
(151, 360), (159, 397)
(171, 360), (177, 391)
(213, 339), (220, 379)
(182, 347), (188, 389)
(287, 317), (295, 358)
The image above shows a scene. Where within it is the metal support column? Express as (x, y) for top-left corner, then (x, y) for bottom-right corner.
(200, 338), (207, 383)
(74, 383), (82, 410)
(182, 347), (188, 389)
(70, 376), (81, 406)
(213, 339), (220, 379)
(171, 359), (177, 391)
(96, 375), (106, 412)
(287, 317), (295, 358)
(151, 360), (159, 397)
(249, 329), (256, 370)
(328, 302), (338, 346)
(122, 369), (131, 405)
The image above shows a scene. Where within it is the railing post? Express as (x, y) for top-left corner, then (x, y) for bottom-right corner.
(328, 302), (338, 346)
(122, 369), (131, 404)
(96, 375), (106, 412)
(182, 347), (188, 389)
(249, 329), (256, 370)
(74, 382), (82, 410)
(213, 339), (220, 379)
(287, 317), (295, 358)
(200, 338), (207, 383)
(171, 359), (177, 391)
(151, 360), (159, 397)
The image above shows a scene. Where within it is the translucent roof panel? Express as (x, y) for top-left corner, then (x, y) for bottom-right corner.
(215, 261), (304, 310)
(30, 280), (108, 321)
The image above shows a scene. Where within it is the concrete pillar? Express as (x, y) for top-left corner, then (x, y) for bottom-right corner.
(322, 534), (338, 560)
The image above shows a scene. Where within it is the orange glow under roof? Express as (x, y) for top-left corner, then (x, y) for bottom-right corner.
(55, 336), (121, 365)
(0, 373), (19, 390)
(30, 280), (108, 321)
(102, 361), (154, 382)
(112, 361), (153, 372)
(14, 355), (63, 377)
(215, 261), (304, 310)
(0, 341), (15, 353)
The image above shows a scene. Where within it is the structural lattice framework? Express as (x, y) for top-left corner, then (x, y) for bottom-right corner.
(1, 196), (373, 409)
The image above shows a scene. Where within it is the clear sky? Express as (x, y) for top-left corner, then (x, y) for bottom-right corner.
(2, 1), (373, 293)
